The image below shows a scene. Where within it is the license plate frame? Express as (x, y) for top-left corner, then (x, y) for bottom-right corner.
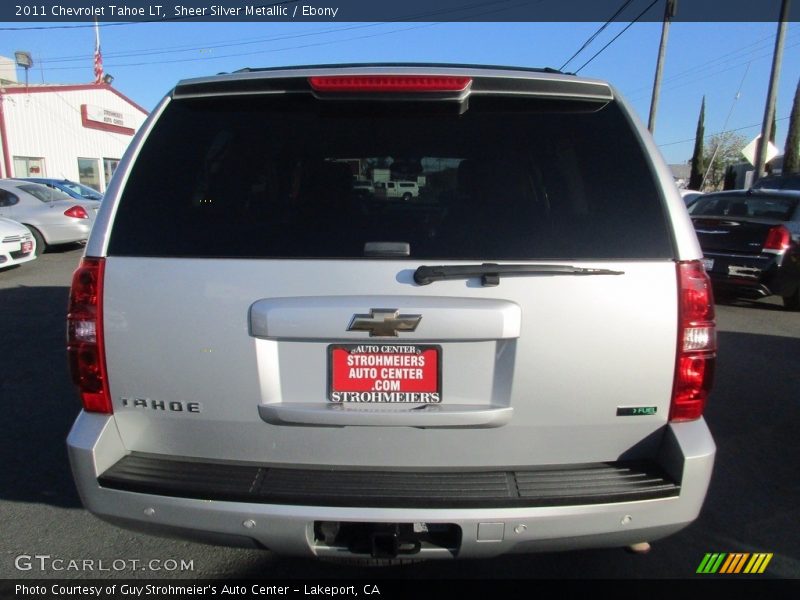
(327, 344), (442, 404)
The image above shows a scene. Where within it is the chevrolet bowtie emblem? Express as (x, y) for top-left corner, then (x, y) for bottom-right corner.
(347, 309), (422, 337)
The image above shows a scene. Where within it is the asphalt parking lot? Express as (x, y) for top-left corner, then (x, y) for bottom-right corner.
(1, 246), (798, 581)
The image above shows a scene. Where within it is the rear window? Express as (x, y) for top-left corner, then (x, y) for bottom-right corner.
(19, 184), (72, 203)
(109, 94), (673, 260)
(689, 194), (798, 220)
(752, 175), (800, 191)
(64, 182), (103, 200)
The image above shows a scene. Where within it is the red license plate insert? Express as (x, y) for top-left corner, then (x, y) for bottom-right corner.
(328, 344), (441, 403)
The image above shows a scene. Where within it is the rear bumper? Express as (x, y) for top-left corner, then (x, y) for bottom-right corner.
(704, 251), (798, 298)
(39, 221), (91, 245)
(0, 241), (36, 267)
(67, 412), (715, 559)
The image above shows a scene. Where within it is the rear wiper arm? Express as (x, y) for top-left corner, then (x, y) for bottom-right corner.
(413, 263), (624, 286)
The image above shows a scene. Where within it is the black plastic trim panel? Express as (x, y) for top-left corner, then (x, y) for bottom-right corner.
(98, 455), (680, 508)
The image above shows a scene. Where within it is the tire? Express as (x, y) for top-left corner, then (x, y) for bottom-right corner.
(782, 286), (800, 311)
(402, 192), (412, 202)
(24, 226), (46, 257)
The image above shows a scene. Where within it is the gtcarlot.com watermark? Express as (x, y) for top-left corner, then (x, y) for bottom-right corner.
(14, 554), (194, 573)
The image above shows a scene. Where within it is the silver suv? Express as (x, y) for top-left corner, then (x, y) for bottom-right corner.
(67, 65), (716, 561)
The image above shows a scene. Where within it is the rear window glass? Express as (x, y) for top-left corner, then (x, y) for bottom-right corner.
(689, 194), (798, 220)
(752, 175), (800, 191)
(109, 94), (673, 260)
(19, 184), (72, 203)
(64, 182), (103, 200)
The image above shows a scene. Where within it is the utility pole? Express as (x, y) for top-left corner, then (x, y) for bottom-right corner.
(754, 0), (791, 183)
(648, 0), (678, 134)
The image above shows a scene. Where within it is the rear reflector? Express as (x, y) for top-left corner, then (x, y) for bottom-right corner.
(64, 205), (89, 219)
(67, 257), (111, 413)
(671, 261), (716, 422)
(763, 225), (791, 253)
(309, 75), (472, 93)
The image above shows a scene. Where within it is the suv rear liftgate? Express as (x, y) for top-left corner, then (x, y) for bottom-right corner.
(67, 66), (716, 560)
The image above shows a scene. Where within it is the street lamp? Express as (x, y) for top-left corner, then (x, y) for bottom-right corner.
(14, 51), (33, 88)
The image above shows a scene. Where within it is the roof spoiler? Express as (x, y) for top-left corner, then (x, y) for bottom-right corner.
(173, 67), (614, 103)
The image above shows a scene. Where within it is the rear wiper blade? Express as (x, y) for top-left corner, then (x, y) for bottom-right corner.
(413, 263), (624, 286)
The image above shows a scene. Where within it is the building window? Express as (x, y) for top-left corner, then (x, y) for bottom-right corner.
(13, 156), (46, 177)
(78, 158), (101, 192)
(103, 158), (120, 188)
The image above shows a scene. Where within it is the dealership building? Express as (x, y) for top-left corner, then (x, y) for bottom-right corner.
(0, 56), (148, 192)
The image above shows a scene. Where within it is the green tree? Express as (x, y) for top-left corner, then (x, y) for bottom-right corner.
(723, 165), (737, 190)
(784, 78), (800, 174)
(702, 131), (748, 190)
(688, 97), (705, 190)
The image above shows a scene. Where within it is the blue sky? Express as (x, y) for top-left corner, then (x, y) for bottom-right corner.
(2, 20), (799, 164)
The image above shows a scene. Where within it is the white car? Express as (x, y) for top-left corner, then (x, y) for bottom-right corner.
(353, 179), (375, 197)
(0, 217), (36, 269)
(375, 180), (420, 201)
(0, 179), (99, 255)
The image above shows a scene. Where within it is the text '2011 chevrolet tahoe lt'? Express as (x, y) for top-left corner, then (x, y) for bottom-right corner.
(67, 64), (716, 562)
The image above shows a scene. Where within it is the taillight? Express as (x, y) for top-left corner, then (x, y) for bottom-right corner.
(763, 225), (792, 253)
(64, 205), (89, 219)
(671, 261), (716, 421)
(308, 75), (472, 93)
(67, 258), (111, 413)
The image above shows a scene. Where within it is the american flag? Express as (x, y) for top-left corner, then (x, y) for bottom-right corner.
(93, 19), (103, 84)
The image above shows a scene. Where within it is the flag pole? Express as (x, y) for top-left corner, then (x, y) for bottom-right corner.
(93, 18), (104, 84)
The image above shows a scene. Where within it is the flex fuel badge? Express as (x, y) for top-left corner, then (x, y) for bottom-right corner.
(616, 406), (658, 416)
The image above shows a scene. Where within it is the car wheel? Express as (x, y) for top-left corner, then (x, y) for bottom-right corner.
(782, 287), (800, 311)
(25, 226), (46, 256)
(402, 192), (412, 201)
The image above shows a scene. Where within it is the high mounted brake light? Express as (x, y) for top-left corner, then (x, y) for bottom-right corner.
(671, 261), (716, 422)
(67, 257), (111, 413)
(308, 75), (472, 93)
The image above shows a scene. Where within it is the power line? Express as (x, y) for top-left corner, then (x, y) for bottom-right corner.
(700, 61), (751, 187)
(574, 0), (661, 74)
(40, 23), (385, 64)
(624, 39), (800, 103)
(559, 0), (636, 71)
(88, 22), (446, 69)
(658, 115), (790, 148)
(623, 25), (800, 98)
(39, 0), (528, 64)
(34, 0), (537, 72)
(623, 30), (800, 102)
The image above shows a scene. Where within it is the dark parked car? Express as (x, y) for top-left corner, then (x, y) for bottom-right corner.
(680, 189), (703, 207)
(752, 174), (800, 192)
(688, 189), (800, 309)
(21, 178), (103, 201)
